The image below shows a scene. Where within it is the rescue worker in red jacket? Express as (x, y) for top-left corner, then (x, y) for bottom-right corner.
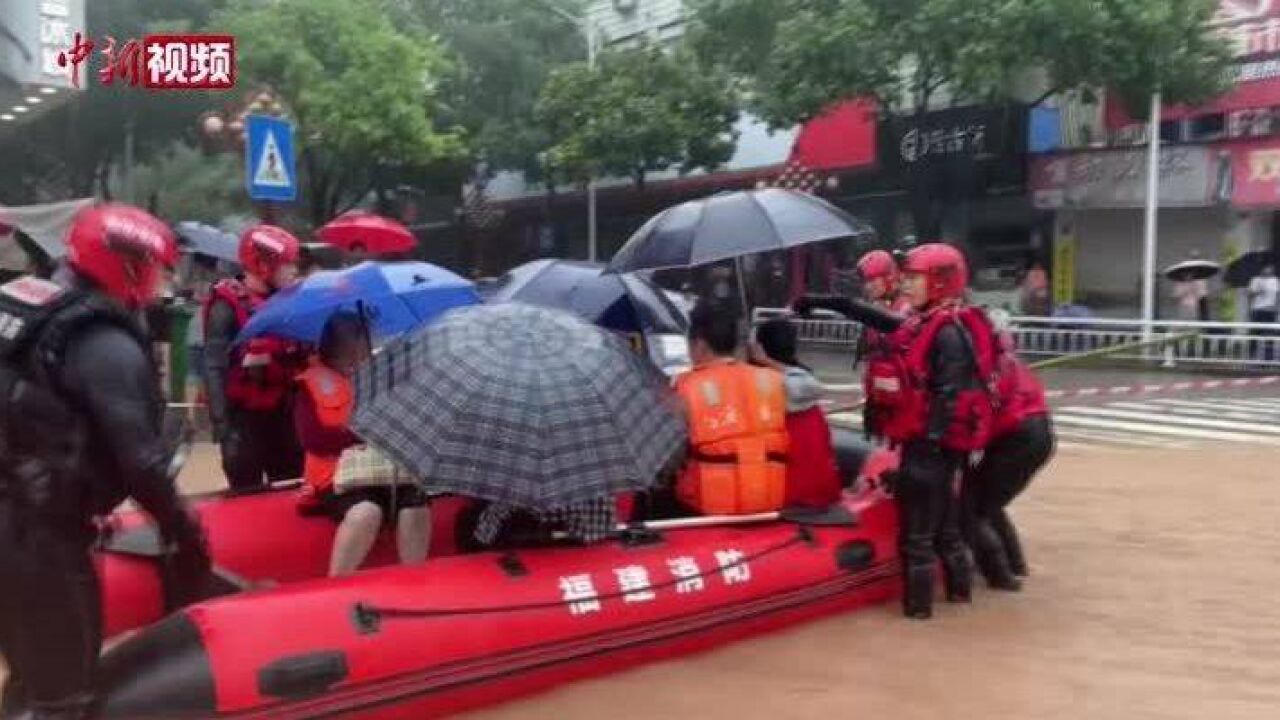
(964, 329), (1055, 590)
(0, 205), (208, 719)
(873, 243), (998, 619)
(203, 225), (305, 492)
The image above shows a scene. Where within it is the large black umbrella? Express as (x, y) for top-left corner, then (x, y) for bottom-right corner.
(481, 259), (687, 335)
(351, 303), (687, 509)
(1224, 251), (1277, 288)
(605, 189), (874, 274)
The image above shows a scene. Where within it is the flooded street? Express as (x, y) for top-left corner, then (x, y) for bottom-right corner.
(466, 444), (1280, 720)
(5, 442), (1280, 719)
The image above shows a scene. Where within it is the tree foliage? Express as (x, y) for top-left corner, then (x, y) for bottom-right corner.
(389, 0), (588, 180)
(688, 0), (1233, 126)
(214, 0), (463, 223)
(535, 46), (740, 188)
(121, 141), (252, 224)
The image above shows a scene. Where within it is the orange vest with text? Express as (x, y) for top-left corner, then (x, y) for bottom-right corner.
(674, 361), (789, 515)
(296, 362), (355, 493)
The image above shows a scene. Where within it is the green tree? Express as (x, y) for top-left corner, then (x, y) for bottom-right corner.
(214, 0), (463, 224)
(535, 46), (740, 189)
(121, 141), (253, 224)
(388, 0), (588, 181)
(687, 0), (1232, 236)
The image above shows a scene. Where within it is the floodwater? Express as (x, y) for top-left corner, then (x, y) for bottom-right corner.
(466, 445), (1280, 720)
(4, 444), (1280, 719)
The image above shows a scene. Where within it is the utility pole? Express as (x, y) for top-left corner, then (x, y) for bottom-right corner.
(1141, 91), (1162, 342)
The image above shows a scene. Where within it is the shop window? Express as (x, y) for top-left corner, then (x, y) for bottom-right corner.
(1159, 119), (1182, 143)
(1187, 113), (1226, 141)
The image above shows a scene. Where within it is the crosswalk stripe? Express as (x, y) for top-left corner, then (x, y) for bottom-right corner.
(1106, 401), (1280, 422)
(1052, 411), (1280, 444)
(827, 412), (862, 427)
(1210, 397), (1280, 410)
(1060, 405), (1280, 436)
(1141, 398), (1280, 414)
(1053, 427), (1191, 449)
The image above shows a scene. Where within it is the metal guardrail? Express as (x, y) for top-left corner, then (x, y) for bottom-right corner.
(752, 308), (1280, 370)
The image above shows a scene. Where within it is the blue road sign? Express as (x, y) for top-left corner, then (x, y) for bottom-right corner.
(245, 115), (297, 202)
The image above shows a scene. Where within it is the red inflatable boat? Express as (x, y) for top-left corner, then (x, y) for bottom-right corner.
(92, 486), (899, 719)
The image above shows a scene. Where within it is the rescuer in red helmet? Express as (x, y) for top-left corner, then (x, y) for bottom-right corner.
(856, 249), (904, 308)
(866, 242), (999, 618)
(203, 224), (305, 492)
(0, 204), (208, 719)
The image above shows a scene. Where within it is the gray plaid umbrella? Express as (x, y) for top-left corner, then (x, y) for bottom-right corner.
(350, 303), (687, 507)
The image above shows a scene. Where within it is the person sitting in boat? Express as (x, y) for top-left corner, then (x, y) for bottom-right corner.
(673, 302), (788, 516)
(750, 317), (841, 509)
(294, 311), (431, 576)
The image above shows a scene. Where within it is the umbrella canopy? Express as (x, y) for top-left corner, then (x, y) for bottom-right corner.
(351, 303), (687, 508)
(1224, 250), (1276, 288)
(1162, 259), (1221, 282)
(0, 198), (94, 258)
(236, 261), (479, 345)
(481, 259), (688, 335)
(316, 211), (416, 256)
(175, 221), (240, 264)
(605, 188), (873, 274)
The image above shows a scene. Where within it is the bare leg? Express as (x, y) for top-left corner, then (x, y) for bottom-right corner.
(396, 505), (432, 565)
(329, 502), (383, 577)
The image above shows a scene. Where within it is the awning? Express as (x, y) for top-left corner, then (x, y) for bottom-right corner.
(788, 99), (878, 171)
(0, 198), (94, 258)
(1230, 138), (1280, 208)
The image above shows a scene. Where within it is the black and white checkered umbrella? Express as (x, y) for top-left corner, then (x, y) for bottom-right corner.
(350, 303), (687, 508)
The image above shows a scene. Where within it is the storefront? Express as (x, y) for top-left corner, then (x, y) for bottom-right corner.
(0, 0), (84, 129)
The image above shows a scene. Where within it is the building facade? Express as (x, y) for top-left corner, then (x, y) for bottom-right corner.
(0, 0), (84, 131)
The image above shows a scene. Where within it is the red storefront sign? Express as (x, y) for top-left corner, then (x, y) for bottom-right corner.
(1231, 139), (1280, 207)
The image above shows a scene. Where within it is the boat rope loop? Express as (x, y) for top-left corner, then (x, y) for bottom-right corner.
(352, 527), (814, 634)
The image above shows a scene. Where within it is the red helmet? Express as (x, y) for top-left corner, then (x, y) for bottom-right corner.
(65, 204), (177, 309)
(239, 224), (301, 284)
(857, 250), (900, 288)
(902, 243), (968, 303)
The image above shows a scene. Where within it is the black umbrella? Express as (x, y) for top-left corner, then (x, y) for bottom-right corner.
(1224, 251), (1277, 288)
(1162, 259), (1221, 283)
(481, 259), (688, 335)
(605, 189), (874, 274)
(351, 303), (687, 509)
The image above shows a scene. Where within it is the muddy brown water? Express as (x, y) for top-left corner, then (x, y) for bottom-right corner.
(4, 444), (1280, 719)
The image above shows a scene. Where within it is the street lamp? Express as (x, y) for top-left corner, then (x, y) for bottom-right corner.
(539, 1), (600, 262)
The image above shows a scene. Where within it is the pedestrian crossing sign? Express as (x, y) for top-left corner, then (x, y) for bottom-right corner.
(245, 115), (297, 202)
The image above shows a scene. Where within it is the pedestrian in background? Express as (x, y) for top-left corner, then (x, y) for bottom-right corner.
(1249, 264), (1279, 361)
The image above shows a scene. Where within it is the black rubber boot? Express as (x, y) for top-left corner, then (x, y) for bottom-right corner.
(973, 520), (1022, 592)
(939, 545), (973, 603)
(902, 564), (934, 620)
(990, 510), (1028, 577)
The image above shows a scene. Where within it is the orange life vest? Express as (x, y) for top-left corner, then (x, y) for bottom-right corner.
(296, 362), (355, 493)
(204, 279), (302, 412)
(674, 361), (788, 515)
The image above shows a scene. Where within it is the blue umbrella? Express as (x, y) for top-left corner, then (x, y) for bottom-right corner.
(236, 261), (479, 345)
(175, 221), (240, 264)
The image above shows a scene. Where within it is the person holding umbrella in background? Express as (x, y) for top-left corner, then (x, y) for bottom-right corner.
(1249, 265), (1278, 360)
(203, 225), (306, 492)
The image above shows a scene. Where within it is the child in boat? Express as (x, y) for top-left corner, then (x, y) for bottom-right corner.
(750, 317), (842, 508)
(294, 311), (432, 576)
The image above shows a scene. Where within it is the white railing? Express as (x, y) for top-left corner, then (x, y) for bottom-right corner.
(751, 308), (1280, 370)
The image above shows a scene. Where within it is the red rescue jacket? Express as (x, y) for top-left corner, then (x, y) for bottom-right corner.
(204, 279), (301, 412)
(863, 305), (998, 452)
(992, 332), (1049, 439)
